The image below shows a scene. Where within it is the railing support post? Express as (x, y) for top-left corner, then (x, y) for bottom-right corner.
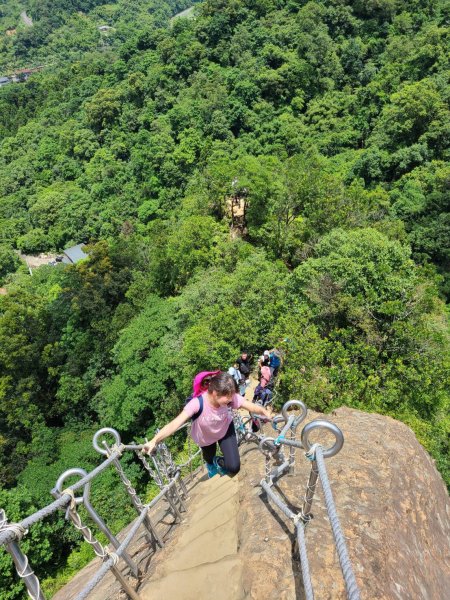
(0, 510), (45, 600)
(49, 494), (141, 600)
(301, 458), (319, 522)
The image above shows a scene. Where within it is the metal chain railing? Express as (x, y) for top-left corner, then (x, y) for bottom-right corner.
(0, 424), (202, 600)
(2, 398), (361, 600)
(252, 400), (361, 600)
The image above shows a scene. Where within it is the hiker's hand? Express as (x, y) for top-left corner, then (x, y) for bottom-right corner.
(142, 439), (157, 455)
(262, 407), (273, 421)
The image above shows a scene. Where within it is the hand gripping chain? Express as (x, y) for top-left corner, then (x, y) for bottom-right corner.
(0, 403), (360, 600)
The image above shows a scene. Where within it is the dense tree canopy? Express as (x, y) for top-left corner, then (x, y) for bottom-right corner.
(0, 0), (449, 596)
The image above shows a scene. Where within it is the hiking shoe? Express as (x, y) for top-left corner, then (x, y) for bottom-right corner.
(213, 456), (228, 476)
(206, 462), (219, 478)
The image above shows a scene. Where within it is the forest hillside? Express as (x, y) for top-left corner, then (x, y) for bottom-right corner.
(0, 0), (449, 597)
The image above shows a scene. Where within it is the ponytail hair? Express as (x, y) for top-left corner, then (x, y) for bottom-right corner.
(192, 370), (221, 396)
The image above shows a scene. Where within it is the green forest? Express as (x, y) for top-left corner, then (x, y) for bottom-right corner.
(0, 0), (449, 596)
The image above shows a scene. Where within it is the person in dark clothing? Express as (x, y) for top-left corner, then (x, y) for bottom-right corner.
(236, 352), (251, 379)
(253, 384), (273, 407)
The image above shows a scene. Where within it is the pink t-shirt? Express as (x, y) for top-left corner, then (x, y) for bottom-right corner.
(184, 393), (244, 447)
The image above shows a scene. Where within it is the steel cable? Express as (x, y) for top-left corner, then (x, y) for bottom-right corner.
(315, 445), (361, 600)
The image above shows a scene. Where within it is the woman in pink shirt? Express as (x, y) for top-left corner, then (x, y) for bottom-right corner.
(142, 372), (272, 477)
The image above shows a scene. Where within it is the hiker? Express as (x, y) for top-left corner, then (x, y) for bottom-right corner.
(253, 382), (273, 405)
(259, 363), (271, 389)
(258, 350), (270, 369)
(268, 349), (282, 378)
(251, 383), (273, 433)
(236, 351), (251, 380)
(228, 363), (247, 396)
(142, 372), (272, 477)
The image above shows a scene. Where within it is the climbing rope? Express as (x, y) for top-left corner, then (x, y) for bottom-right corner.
(0, 513), (27, 542)
(296, 522), (314, 600)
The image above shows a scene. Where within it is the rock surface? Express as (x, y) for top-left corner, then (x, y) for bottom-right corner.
(238, 407), (450, 600)
(141, 474), (241, 600)
(53, 408), (450, 600)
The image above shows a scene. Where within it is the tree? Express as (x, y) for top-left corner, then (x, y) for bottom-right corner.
(85, 88), (122, 131)
(165, 215), (226, 291)
(0, 245), (20, 283)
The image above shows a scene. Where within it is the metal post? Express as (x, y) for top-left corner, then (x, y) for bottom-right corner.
(83, 498), (140, 577)
(163, 488), (182, 521)
(7, 541), (45, 600)
(171, 478), (187, 513)
(177, 471), (188, 498)
(288, 427), (296, 475)
(301, 460), (319, 521)
(50, 496), (141, 600)
(0, 511), (45, 600)
(54, 469), (139, 578)
(138, 451), (185, 524)
(187, 425), (193, 481)
(265, 454), (272, 484)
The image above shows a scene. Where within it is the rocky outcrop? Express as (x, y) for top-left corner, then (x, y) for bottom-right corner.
(53, 408), (450, 600)
(238, 408), (450, 600)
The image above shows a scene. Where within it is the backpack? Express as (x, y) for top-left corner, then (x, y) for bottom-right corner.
(237, 358), (250, 376)
(270, 352), (281, 368)
(184, 394), (204, 421)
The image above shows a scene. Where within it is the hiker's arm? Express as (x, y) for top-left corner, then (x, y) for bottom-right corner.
(240, 399), (272, 420)
(142, 411), (191, 455)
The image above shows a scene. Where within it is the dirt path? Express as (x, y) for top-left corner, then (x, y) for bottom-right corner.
(171, 6), (195, 21)
(245, 373), (258, 400)
(20, 11), (33, 27)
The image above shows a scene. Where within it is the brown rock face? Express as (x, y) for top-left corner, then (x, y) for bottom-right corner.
(141, 475), (242, 600)
(238, 408), (450, 600)
(53, 409), (449, 600)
